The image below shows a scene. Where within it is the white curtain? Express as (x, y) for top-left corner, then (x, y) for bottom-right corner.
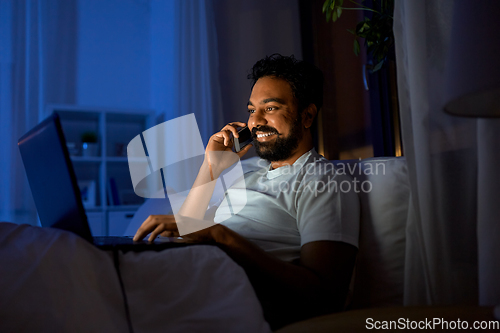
(0, 0), (77, 225)
(394, 1), (500, 306)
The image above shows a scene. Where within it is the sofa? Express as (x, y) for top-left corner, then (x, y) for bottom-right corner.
(1, 156), (497, 332)
(274, 156), (498, 332)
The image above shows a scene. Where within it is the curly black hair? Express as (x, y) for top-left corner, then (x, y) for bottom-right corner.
(247, 54), (324, 113)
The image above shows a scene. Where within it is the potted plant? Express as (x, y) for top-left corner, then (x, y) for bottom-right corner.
(322, 0), (394, 72)
(81, 131), (99, 157)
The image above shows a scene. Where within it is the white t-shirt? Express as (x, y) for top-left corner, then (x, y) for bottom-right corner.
(214, 149), (360, 262)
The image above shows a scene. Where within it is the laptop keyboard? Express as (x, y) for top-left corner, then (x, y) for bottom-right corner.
(93, 236), (137, 245)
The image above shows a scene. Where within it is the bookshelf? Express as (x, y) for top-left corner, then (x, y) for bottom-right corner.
(46, 104), (154, 236)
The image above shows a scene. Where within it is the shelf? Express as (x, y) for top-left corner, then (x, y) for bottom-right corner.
(84, 205), (142, 212)
(70, 156), (131, 163)
(71, 156), (102, 162)
(46, 104), (154, 236)
(107, 205), (142, 212)
(85, 207), (106, 213)
(106, 156), (129, 162)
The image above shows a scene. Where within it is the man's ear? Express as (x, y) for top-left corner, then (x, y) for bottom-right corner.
(302, 104), (317, 129)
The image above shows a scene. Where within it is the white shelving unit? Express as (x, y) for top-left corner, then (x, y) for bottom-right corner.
(46, 104), (154, 236)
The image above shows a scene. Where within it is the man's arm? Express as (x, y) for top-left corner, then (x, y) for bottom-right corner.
(211, 224), (357, 329)
(176, 122), (251, 219)
(133, 122), (252, 241)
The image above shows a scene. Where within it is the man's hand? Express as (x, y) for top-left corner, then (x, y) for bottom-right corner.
(133, 215), (178, 242)
(133, 214), (219, 243)
(207, 122), (251, 154)
(205, 122), (253, 178)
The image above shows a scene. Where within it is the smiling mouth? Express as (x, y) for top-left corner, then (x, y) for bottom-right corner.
(256, 132), (277, 139)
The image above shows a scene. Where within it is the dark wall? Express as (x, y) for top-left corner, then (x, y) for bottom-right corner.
(213, 0), (302, 126)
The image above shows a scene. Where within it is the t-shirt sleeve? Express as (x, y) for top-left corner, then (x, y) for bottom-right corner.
(296, 169), (360, 248)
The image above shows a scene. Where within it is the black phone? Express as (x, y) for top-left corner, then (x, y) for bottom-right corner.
(233, 126), (253, 152)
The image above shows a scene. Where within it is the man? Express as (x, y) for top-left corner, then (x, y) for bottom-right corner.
(134, 54), (360, 329)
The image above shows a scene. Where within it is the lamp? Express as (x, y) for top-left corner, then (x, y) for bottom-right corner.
(443, 0), (500, 117)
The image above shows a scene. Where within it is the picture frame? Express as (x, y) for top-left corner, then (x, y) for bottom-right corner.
(78, 180), (96, 208)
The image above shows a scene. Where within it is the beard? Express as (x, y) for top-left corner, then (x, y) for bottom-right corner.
(251, 116), (303, 162)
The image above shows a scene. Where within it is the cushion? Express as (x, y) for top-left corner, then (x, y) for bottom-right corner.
(333, 157), (409, 308)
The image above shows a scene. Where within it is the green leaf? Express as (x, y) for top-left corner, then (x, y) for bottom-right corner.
(322, 0), (330, 13)
(372, 59), (384, 72)
(332, 9), (338, 22)
(356, 20), (371, 34)
(326, 7), (332, 22)
(323, 0), (395, 67)
(353, 39), (360, 56)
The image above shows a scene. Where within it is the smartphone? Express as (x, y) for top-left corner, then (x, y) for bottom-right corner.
(233, 126), (253, 152)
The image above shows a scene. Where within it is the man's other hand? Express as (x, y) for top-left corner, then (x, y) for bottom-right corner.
(133, 214), (219, 243)
(133, 214), (178, 242)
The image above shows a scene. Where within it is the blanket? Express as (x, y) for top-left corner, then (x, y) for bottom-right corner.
(0, 222), (270, 333)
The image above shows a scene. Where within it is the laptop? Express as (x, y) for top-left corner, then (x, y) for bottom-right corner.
(18, 112), (195, 252)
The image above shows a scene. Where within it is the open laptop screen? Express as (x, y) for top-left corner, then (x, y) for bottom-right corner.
(18, 112), (93, 241)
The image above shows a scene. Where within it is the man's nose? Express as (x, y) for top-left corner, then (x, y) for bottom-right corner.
(248, 110), (267, 129)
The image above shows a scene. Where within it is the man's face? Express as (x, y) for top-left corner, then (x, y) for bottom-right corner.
(247, 76), (304, 162)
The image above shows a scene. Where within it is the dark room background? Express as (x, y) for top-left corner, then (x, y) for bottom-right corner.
(0, 0), (388, 225)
